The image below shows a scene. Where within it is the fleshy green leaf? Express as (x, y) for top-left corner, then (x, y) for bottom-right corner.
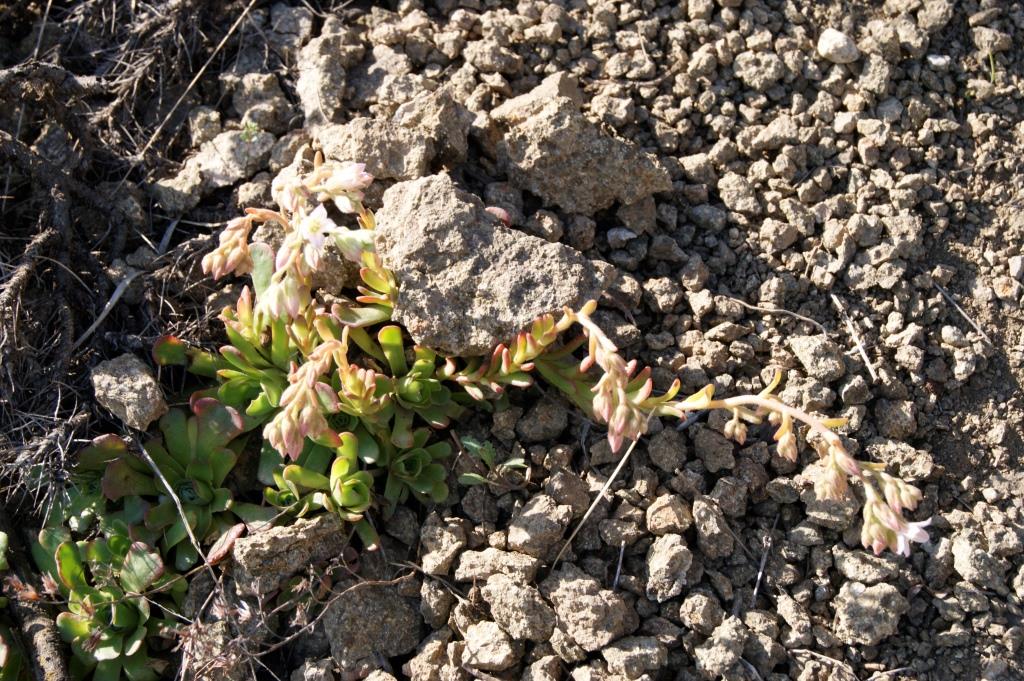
(55, 542), (88, 590)
(250, 242), (275, 298)
(333, 304), (392, 329)
(102, 459), (160, 501)
(55, 612), (91, 642)
(78, 434), (128, 470)
(458, 473), (489, 486)
(378, 326), (408, 376)
(207, 523), (246, 565)
(120, 542), (164, 593)
(283, 465), (330, 491)
(192, 399), (245, 455)
(152, 335), (188, 366)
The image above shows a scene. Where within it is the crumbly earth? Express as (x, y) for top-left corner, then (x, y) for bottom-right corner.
(4, 0), (1024, 680)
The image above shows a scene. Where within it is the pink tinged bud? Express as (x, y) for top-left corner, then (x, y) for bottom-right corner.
(485, 206), (512, 226)
(833, 448), (862, 478)
(333, 229), (374, 263)
(632, 377), (653, 403)
(777, 431), (798, 461)
(315, 382), (340, 412)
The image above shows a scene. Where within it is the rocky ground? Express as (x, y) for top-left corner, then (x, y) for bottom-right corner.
(2, 0), (1024, 679)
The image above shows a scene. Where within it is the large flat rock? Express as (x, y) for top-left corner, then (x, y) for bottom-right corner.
(373, 173), (613, 356)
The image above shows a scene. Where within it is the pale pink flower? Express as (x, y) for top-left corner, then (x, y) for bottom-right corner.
(286, 205), (340, 274)
(895, 519), (931, 557)
(306, 162), (373, 214)
(272, 165), (306, 214)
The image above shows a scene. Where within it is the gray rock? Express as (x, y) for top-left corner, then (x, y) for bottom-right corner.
(295, 29), (363, 126)
(319, 118), (432, 181)
(776, 592), (813, 647)
(420, 579), (455, 629)
(693, 426), (734, 473)
(515, 397), (568, 443)
(464, 40), (523, 74)
(874, 399), (917, 439)
(800, 484), (859, 530)
(601, 636), (667, 679)
(402, 630), (451, 681)
(91, 354), (167, 431)
(322, 582), (422, 670)
(346, 44), (412, 111)
(188, 106), (221, 146)
(544, 469), (591, 517)
(540, 564), (638, 651)
(642, 276), (684, 313)
(481, 573), (556, 642)
(391, 88), (474, 165)
(789, 335), (846, 382)
(693, 496), (734, 559)
(232, 73), (292, 134)
(680, 592), (724, 636)
(507, 494), (573, 559)
(645, 495), (693, 535)
(694, 617), (748, 680)
(817, 28), (860, 63)
(717, 173), (761, 216)
(952, 531), (1009, 594)
(491, 72), (584, 126)
(453, 548), (541, 582)
(151, 130), (276, 213)
(647, 428), (687, 473)
(832, 581), (908, 646)
(833, 547), (899, 584)
(232, 515), (348, 597)
(500, 97), (671, 215)
(917, 0), (953, 32)
(420, 512), (467, 576)
(462, 621), (519, 671)
(646, 534), (693, 603)
(373, 174), (612, 356)
(522, 655), (561, 681)
(290, 659), (334, 681)
(732, 51), (786, 91)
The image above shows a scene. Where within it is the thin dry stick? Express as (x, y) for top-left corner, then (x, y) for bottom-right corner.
(726, 296), (828, 335)
(612, 540), (626, 590)
(71, 270), (142, 349)
(127, 433), (209, 568)
(933, 282), (994, 346)
(738, 658), (765, 681)
(831, 294), (879, 383)
(747, 515), (778, 612)
(866, 668), (913, 680)
(117, 0), (258, 186)
(553, 422), (649, 567)
(790, 649), (859, 681)
(0, 0), (54, 215)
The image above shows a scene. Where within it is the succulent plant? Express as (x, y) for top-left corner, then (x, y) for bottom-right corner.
(261, 432), (379, 548)
(100, 399), (272, 570)
(49, 534), (181, 681)
(0, 620), (27, 681)
(456, 436), (528, 489)
(363, 426), (451, 510)
(0, 532), (27, 681)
